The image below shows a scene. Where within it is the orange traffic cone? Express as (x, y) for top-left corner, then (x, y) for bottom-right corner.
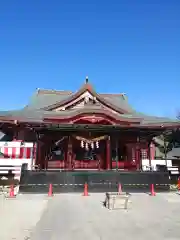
(9, 184), (15, 198)
(83, 182), (89, 196)
(48, 183), (53, 197)
(150, 183), (156, 196)
(118, 183), (122, 194)
(178, 177), (180, 191)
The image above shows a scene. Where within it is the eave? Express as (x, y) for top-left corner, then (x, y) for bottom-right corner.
(0, 109), (180, 130)
(0, 119), (180, 130)
(42, 109), (142, 124)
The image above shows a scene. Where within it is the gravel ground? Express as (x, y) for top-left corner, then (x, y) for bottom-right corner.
(1, 192), (180, 239)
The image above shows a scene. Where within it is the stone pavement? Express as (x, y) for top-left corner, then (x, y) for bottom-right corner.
(1, 192), (180, 239)
(30, 193), (180, 240)
(0, 194), (48, 240)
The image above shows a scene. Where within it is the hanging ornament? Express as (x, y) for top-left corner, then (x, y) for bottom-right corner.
(96, 141), (99, 148)
(91, 142), (94, 149)
(81, 140), (84, 148)
(85, 142), (89, 150)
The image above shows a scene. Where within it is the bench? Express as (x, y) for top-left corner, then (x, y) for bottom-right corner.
(105, 192), (131, 210)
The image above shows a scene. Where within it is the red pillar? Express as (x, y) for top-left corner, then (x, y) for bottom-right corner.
(67, 136), (73, 170)
(32, 142), (37, 167)
(150, 142), (155, 159)
(135, 144), (140, 170)
(65, 138), (68, 169)
(106, 136), (111, 170)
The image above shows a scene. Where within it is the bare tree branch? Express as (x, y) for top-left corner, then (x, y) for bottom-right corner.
(177, 110), (180, 120)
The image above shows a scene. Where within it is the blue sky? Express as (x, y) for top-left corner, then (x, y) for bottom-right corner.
(0, 0), (179, 118)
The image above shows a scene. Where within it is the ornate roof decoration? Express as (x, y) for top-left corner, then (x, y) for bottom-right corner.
(42, 78), (131, 114)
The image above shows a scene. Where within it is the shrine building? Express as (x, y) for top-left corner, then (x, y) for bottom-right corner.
(0, 77), (179, 173)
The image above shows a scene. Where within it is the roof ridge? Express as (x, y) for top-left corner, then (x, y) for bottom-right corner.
(36, 88), (73, 95)
(34, 88), (127, 97)
(100, 93), (126, 97)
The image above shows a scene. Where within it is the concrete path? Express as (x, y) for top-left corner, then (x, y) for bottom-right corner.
(30, 193), (180, 240)
(1, 192), (180, 239)
(0, 194), (48, 240)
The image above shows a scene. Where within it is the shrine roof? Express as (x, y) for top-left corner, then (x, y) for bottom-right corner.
(24, 87), (134, 113)
(0, 79), (179, 128)
(0, 108), (179, 128)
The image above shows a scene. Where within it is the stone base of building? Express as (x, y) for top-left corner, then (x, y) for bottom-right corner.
(19, 170), (170, 193)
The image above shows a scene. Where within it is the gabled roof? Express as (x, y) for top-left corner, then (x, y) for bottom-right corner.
(24, 89), (72, 110)
(25, 80), (134, 114)
(42, 82), (132, 114)
(0, 78), (180, 129)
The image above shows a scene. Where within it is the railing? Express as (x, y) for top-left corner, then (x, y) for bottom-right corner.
(73, 160), (100, 169)
(111, 161), (136, 169)
(47, 160), (66, 169)
(47, 159), (137, 170)
(47, 160), (100, 169)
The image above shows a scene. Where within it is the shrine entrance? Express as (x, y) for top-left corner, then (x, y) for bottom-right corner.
(72, 134), (107, 170)
(42, 132), (109, 170)
(36, 123), (149, 171)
